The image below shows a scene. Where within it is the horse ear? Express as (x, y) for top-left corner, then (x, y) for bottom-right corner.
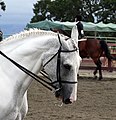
(71, 25), (79, 48)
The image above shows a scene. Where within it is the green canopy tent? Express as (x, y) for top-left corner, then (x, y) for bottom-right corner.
(26, 20), (116, 32)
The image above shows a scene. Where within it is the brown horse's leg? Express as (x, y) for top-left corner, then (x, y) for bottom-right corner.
(93, 66), (98, 79)
(97, 59), (103, 80)
(93, 59), (103, 80)
(93, 58), (99, 79)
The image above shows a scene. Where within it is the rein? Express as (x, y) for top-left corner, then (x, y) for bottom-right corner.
(0, 51), (54, 91)
(0, 34), (78, 92)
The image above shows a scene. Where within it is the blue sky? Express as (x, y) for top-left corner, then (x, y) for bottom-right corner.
(0, 0), (37, 24)
(0, 0), (37, 35)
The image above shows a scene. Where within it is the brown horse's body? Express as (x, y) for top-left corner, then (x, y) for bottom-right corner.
(51, 29), (116, 80)
(79, 39), (103, 80)
(79, 39), (102, 59)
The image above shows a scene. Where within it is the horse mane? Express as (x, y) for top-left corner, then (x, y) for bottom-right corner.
(0, 28), (74, 53)
(1, 29), (62, 45)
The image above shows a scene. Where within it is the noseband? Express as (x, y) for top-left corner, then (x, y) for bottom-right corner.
(0, 34), (78, 92)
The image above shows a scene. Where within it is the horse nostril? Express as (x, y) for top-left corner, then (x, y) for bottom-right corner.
(64, 98), (72, 104)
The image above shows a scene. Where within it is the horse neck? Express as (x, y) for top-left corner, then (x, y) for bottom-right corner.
(0, 34), (60, 95)
(2, 34), (58, 66)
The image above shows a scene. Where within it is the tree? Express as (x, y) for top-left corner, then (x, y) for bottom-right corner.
(30, 0), (82, 23)
(49, 0), (82, 21)
(0, 0), (6, 11)
(31, 0), (51, 22)
(81, 0), (116, 23)
(94, 0), (116, 23)
(31, 0), (116, 23)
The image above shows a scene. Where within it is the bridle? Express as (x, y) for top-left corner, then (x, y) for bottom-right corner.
(43, 34), (78, 91)
(0, 34), (78, 92)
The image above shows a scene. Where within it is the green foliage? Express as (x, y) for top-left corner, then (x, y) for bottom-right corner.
(31, 0), (52, 22)
(0, 1), (6, 11)
(94, 0), (116, 23)
(30, 0), (116, 23)
(49, 0), (82, 21)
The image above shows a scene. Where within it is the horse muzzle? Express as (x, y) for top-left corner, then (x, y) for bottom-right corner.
(55, 88), (75, 104)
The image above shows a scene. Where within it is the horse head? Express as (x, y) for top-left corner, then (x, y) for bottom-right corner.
(42, 34), (81, 104)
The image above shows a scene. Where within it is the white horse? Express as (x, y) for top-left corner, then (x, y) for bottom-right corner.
(0, 28), (81, 120)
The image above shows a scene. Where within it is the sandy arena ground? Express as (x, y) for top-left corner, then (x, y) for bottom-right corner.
(24, 70), (116, 120)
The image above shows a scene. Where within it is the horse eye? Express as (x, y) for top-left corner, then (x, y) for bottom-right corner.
(64, 64), (71, 70)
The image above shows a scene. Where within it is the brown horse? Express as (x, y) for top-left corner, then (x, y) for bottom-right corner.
(78, 38), (116, 80)
(51, 29), (116, 80)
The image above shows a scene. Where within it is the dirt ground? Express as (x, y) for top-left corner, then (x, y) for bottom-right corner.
(24, 70), (116, 120)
